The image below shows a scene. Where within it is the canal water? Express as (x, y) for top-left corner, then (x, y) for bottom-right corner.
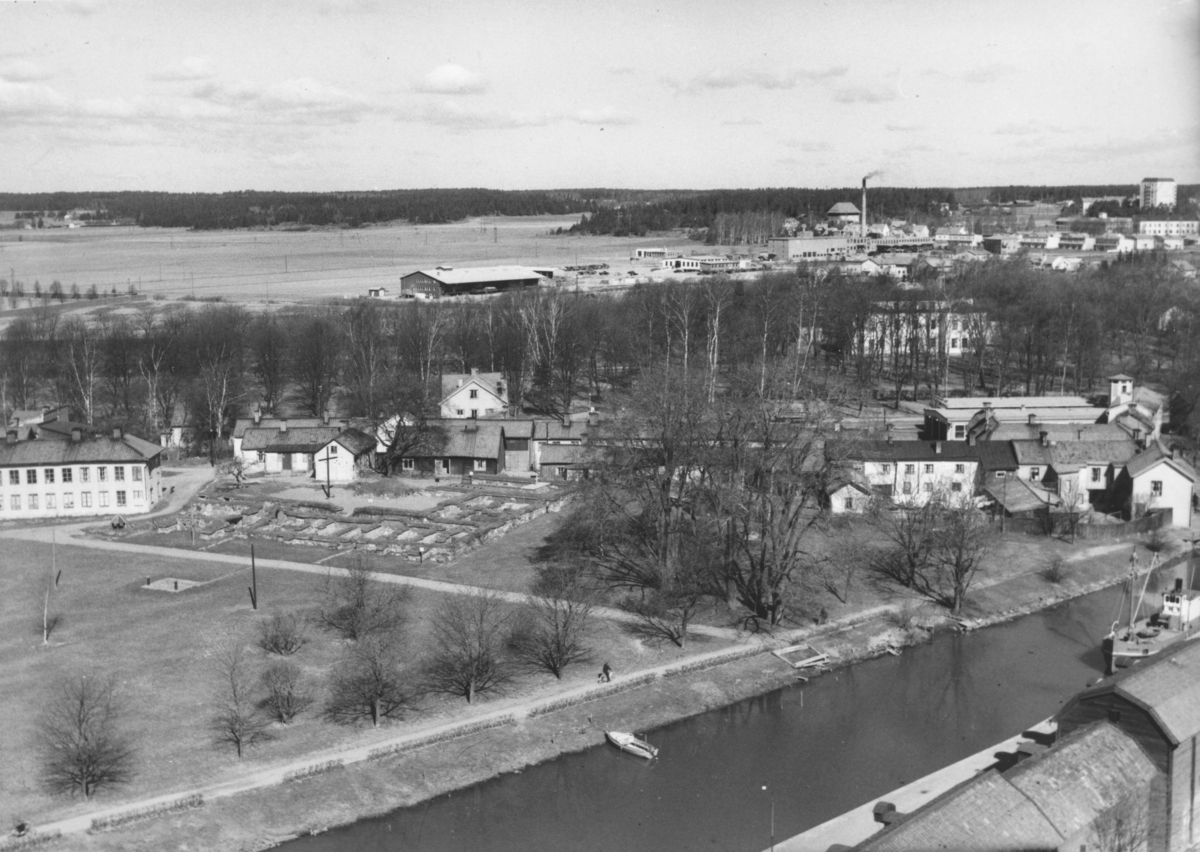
(282, 584), (1125, 852)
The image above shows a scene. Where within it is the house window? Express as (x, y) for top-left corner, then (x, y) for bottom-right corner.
(98, 467), (107, 482)
(81, 493), (92, 508)
(844, 497), (854, 510)
(996, 471), (1006, 478)
(954, 426), (965, 439)
(62, 468), (73, 483)
(401, 458), (415, 471)
(1030, 467), (1040, 480)
(1151, 480), (1163, 496)
(7, 471), (17, 485)
(114, 466), (125, 482)
(950, 338), (959, 349)
(45, 469), (55, 484)
(26, 469), (37, 484)
(456, 409), (464, 416)
(80, 467), (90, 483)
(881, 464), (891, 474)
(46, 494), (55, 509)
(474, 459), (488, 471)
(923, 482), (933, 492)
(905, 464), (915, 475)
(329, 444), (338, 456)
(902, 482), (912, 494)
(924, 464), (934, 474)
(1091, 467), (1101, 483)
(132, 467), (142, 481)
(99, 492), (109, 507)
(29, 494), (38, 510)
(10, 495), (19, 510)
(116, 491), (126, 507)
(63, 493), (74, 509)
(133, 490), (142, 501)
(955, 464), (965, 474)
(469, 389), (478, 399)
(257, 451), (265, 462)
(951, 482), (963, 492)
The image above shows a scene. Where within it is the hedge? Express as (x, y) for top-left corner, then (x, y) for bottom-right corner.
(367, 714), (516, 761)
(283, 759), (345, 783)
(89, 794), (204, 832)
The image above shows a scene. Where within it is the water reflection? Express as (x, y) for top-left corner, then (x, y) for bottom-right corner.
(283, 584), (1123, 852)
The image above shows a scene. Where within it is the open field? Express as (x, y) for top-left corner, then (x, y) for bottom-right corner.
(0, 216), (708, 303)
(0, 532), (729, 829)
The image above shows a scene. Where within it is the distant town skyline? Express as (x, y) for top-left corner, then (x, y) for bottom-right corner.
(3, 0), (1198, 193)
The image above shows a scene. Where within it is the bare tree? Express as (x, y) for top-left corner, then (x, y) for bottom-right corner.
(425, 590), (513, 703)
(36, 562), (63, 645)
(1089, 792), (1150, 852)
(218, 457), (247, 487)
(325, 632), (416, 726)
(318, 563), (409, 641)
(508, 592), (594, 679)
(291, 314), (341, 417)
(212, 642), (270, 758)
(58, 317), (103, 424)
(37, 675), (135, 798)
(932, 497), (996, 615)
(871, 498), (943, 592)
(260, 661), (313, 724)
(248, 313), (288, 414)
(258, 610), (307, 656)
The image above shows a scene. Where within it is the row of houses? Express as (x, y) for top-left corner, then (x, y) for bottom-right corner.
(853, 636), (1200, 851)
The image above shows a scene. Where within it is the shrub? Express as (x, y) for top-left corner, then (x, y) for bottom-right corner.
(258, 611), (307, 655)
(1041, 555), (1068, 584)
(261, 661), (314, 723)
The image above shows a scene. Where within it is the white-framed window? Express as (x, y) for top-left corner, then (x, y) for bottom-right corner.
(26, 469), (37, 484)
(114, 466), (125, 482)
(45, 469), (56, 484)
(951, 482), (963, 492)
(257, 451), (265, 462)
(401, 458), (415, 471)
(98, 467), (108, 482)
(456, 409), (464, 416)
(62, 467), (73, 483)
(954, 425), (965, 439)
(955, 464), (965, 474)
(923, 482), (933, 492)
(132, 467), (142, 482)
(10, 495), (19, 510)
(1030, 467), (1040, 480)
(1151, 480), (1163, 496)
(469, 389), (478, 399)
(1092, 467), (1102, 482)
(880, 464), (891, 474)
(843, 497), (854, 510)
(996, 471), (1007, 478)
(46, 494), (56, 509)
(924, 464), (934, 474)
(902, 482), (912, 494)
(474, 459), (488, 471)
(7, 471), (17, 485)
(329, 444), (338, 456)
(905, 464), (915, 475)
(80, 467), (90, 483)
(99, 492), (109, 507)
(116, 491), (126, 507)
(81, 493), (92, 508)
(63, 493), (74, 509)
(29, 494), (38, 510)
(133, 490), (142, 501)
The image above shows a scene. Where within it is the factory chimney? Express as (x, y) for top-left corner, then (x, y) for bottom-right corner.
(861, 177), (868, 235)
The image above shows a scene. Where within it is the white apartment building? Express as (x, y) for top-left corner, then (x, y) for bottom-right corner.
(1140, 178), (1177, 209)
(1137, 220), (1198, 237)
(0, 428), (164, 520)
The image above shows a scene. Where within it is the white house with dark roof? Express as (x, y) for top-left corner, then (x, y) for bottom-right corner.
(831, 438), (981, 507)
(311, 429), (379, 485)
(237, 424), (343, 475)
(1112, 441), (1196, 527)
(439, 369), (509, 419)
(1104, 374), (1164, 442)
(0, 426), (164, 519)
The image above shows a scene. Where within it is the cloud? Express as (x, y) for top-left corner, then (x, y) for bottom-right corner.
(0, 59), (52, 82)
(412, 64), (488, 95)
(267, 151), (317, 170)
(669, 66), (847, 94)
(833, 85), (897, 104)
(570, 108), (635, 126)
(151, 56), (216, 82)
(721, 117), (761, 126)
(191, 77), (370, 122)
(406, 100), (552, 130)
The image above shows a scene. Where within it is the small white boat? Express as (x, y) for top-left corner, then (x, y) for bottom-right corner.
(606, 731), (658, 760)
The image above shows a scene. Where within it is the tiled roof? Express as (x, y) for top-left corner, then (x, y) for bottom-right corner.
(854, 770), (1062, 851)
(535, 420), (589, 442)
(34, 420), (101, 441)
(539, 444), (594, 466)
(331, 428), (377, 456)
(241, 427), (342, 453)
(439, 422), (503, 459)
(833, 439), (981, 463)
(932, 395), (1091, 412)
(441, 371), (505, 401)
(233, 417), (327, 439)
(0, 433), (163, 466)
(982, 474), (1056, 514)
(1011, 439), (1136, 468)
(1124, 443), (1197, 482)
(1006, 722), (1158, 838)
(975, 441), (1018, 471)
(985, 423), (1126, 443)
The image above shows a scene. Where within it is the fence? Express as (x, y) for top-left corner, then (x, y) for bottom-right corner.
(992, 508), (1172, 540)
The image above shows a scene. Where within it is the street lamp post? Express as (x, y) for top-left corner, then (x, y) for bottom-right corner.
(762, 785), (775, 852)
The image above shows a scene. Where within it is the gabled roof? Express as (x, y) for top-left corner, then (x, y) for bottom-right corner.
(1065, 640), (1200, 746)
(329, 428), (377, 457)
(233, 416), (327, 439)
(538, 443), (595, 467)
(440, 371), (506, 402)
(241, 426), (343, 454)
(982, 474), (1057, 514)
(0, 433), (163, 466)
(835, 439), (981, 463)
(410, 266), (545, 286)
(1011, 439), (1137, 469)
(535, 419), (589, 442)
(983, 422), (1127, 443)
(440, 422), (503, 459)
(975, 441), (1018, 471)
(827, 202), (861, 216)
(1123, 442), (1197, 482)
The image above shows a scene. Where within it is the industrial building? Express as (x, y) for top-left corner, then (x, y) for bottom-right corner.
(400, 266), (547, 298)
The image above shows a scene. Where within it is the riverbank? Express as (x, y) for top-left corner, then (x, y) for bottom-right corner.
(16, 528), (1191, 852)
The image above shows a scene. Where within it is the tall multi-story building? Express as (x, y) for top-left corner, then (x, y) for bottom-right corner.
(1140, 177), (1177, 209)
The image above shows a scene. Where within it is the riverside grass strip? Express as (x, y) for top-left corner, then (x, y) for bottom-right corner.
(661, 645), (763, 678)
(366, 714), (517, 761)
(0, 831), (63, 851)
(88, 794), (204, 832)
(527, 670), (661, 719)
(283, 759), (345, 783)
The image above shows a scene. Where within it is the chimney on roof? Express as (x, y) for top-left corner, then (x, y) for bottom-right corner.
(934, 441), (942, 454)
(111, 428), (122, 440)
(71, 428), (81, 443)
(323, 409), (330, 425)
(1133, 428), (1141, 444)
(885, 422), (894, 432)
(280, 420), (288, 433)
(1028, 413), (1037, 425)
(253, 409), (261, 425)
(471, 367), (478, 377)
(886, 433), (894, 446)
(967, 432), (976, 447)
(983, 400), (992, 409)
(1039, 430), (1048, 447)
(5, 429), (16, 445)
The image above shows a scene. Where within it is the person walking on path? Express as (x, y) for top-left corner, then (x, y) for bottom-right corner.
(602, 662), (613, 682)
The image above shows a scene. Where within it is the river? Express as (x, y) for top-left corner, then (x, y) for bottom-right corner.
(282, 584), (1124, 852)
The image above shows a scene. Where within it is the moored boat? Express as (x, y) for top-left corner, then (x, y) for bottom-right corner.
(1104, 559), (1200, 673)
(606, 731), (658, 760)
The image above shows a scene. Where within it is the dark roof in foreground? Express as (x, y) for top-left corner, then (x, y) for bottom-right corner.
(0, 433), (163, 466)
(241, 426), (343, 454)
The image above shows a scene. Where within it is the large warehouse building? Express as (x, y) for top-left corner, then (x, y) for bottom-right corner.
(400, 266), (547, 298)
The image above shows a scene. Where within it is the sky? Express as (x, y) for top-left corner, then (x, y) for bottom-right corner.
(2, 0), (1199, 193)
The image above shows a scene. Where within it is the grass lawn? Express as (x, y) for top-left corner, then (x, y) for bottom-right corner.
(0, 533), (722, 826)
